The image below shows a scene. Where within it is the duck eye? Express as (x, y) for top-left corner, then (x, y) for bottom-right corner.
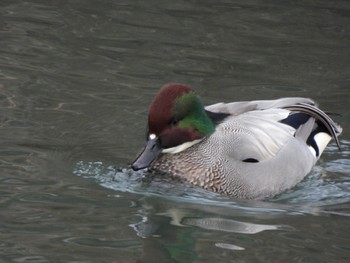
(169, 118), (179, 126)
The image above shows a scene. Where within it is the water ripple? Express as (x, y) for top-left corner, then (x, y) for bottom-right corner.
(73, 152), (350, 217)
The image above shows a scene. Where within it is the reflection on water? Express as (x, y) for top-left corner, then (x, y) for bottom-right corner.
(1, 0), (350, 262)
(169, 213), (282, 233)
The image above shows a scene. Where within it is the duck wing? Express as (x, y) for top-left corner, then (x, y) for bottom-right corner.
(205, 98), (341, 162)
(205, 97), (315, 115)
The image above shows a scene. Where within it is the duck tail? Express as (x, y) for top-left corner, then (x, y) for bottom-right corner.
(283, 103), (342, 153)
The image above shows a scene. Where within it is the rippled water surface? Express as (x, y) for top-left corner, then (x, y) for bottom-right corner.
(1, 0), (350, 262)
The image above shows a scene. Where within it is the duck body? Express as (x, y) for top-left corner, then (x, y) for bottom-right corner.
(132, 84), (342, 200)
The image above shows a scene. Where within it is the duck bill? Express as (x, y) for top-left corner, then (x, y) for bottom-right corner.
(131, 138), (162, 171)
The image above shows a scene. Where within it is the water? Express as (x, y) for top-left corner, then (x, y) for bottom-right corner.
(1, 0), (350, 262)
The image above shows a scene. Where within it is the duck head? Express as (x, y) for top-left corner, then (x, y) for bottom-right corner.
(131, 83), (215, 171)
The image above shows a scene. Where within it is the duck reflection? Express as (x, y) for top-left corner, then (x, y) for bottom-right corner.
(130, 196), (289, 262)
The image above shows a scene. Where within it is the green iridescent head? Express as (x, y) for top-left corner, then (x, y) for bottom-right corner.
(131, 83), (215, 170)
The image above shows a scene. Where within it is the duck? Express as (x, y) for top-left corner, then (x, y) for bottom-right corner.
(131, 83), (342, 200)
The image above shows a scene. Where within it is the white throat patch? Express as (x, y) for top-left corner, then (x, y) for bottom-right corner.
(162, 139), (202, 154)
